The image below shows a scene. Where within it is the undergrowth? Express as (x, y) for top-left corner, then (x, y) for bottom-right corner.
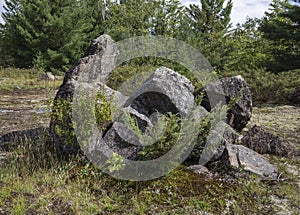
(0, 66), (299, 214)
(1, 128), (299, 214)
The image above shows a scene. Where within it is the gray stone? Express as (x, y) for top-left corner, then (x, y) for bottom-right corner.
(102, 122), (141, 160)
(124, 67), (195, 118)
(54, 34), (119, 100)
(40, 72), (55, 81)
(197, 122), (239, 165)
(197, 75), (252, 131)
(187, 165), (213, 179)
(50, 35), (120, 155)
(223, 144), (278, 180)
(122, 106), (153, 132)
(187, 106), (240, 165)
(242, 125), (282, 155)
(96, 83), (128, 108)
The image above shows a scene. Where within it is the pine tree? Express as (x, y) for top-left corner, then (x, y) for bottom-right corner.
(106, 0), (155, 41)
(150, 0), (186, 37)
(0, 0), (95, 74)
(186, 0), (233, 69)
(0, 0), (27, 67)
(260, 0), (300, 72)
(223, 18), (273, 71)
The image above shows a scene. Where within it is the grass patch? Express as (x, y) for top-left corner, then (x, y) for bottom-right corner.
(0, 67), (62, 92)
(1, 135), (299, 214)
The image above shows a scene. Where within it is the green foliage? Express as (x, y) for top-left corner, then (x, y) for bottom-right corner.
(95, 92), (112, 131)
(0, 0), (103, 74)
(151, 0), (187, 37)
(51, 97), (76, 146)
(186, 0), (233, 69)
(1, 0), (299, 77)
(4, 149), (299, 214)
(224, 67), (300, 104)
(0, 67), (61, 92)
(260, 0), (300, 72)
(223, 18), (273, 71)
(107, 63), (157, 93)
(51, 90), (113, 152)
(108, 59), (205, 97)
(137, 112), (181, 160)
(106, 0), (155, 41)
(106, 152), (126, 173)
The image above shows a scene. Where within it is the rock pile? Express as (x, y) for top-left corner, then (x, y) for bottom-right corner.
(50, 34), (279, 180)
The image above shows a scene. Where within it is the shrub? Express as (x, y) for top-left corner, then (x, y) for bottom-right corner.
(223, 67), (300, 105)
(50, 90), (113, 155)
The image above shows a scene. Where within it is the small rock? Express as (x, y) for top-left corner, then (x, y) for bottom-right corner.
(40, 72), (56, 81)
(285, 164), (299, 176)
(223, 144), (278, 180)
(187, 165), (213, 179)
(242, 125), (282, 155)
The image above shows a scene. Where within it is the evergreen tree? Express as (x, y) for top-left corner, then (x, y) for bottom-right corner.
(106, 0), (155, 41)
(150, 0), (186, 38)
(260, 0), (300, 72)
(223, 18), (273, 71)
(0, 0), (95, 74)
(0, 0), (26, 67)
(186, 0), (233, 70)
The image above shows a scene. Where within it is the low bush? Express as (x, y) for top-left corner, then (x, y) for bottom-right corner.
(223, 67), (300, 105)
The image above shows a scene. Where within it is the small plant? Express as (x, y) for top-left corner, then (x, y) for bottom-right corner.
(106, 152), (126, 173)
(137, 112), (181, 160)
(95, 91), (112, 130)
(51, 89), (113, 153)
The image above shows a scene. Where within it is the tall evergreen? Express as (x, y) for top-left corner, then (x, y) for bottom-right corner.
(186, 0), (233, 70)
(150, 0), (186, 38)
(106, 0), (155, 41)
(0, 0), (96, 73)
(260, 0), (300, 72)
(223, 18), (273, 71)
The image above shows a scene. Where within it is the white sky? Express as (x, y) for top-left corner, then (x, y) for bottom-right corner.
(0, 0), (274, 26)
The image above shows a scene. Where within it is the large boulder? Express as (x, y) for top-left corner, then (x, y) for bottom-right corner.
(196, 75), (252, 131)
(50, 35), (120, 155)
(223, 144), (278, 180)
(124, 67), (195, 118)
(103, 67), (196, 160)
(242, 125), (282, 155)
(54, 34), (119, 100)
